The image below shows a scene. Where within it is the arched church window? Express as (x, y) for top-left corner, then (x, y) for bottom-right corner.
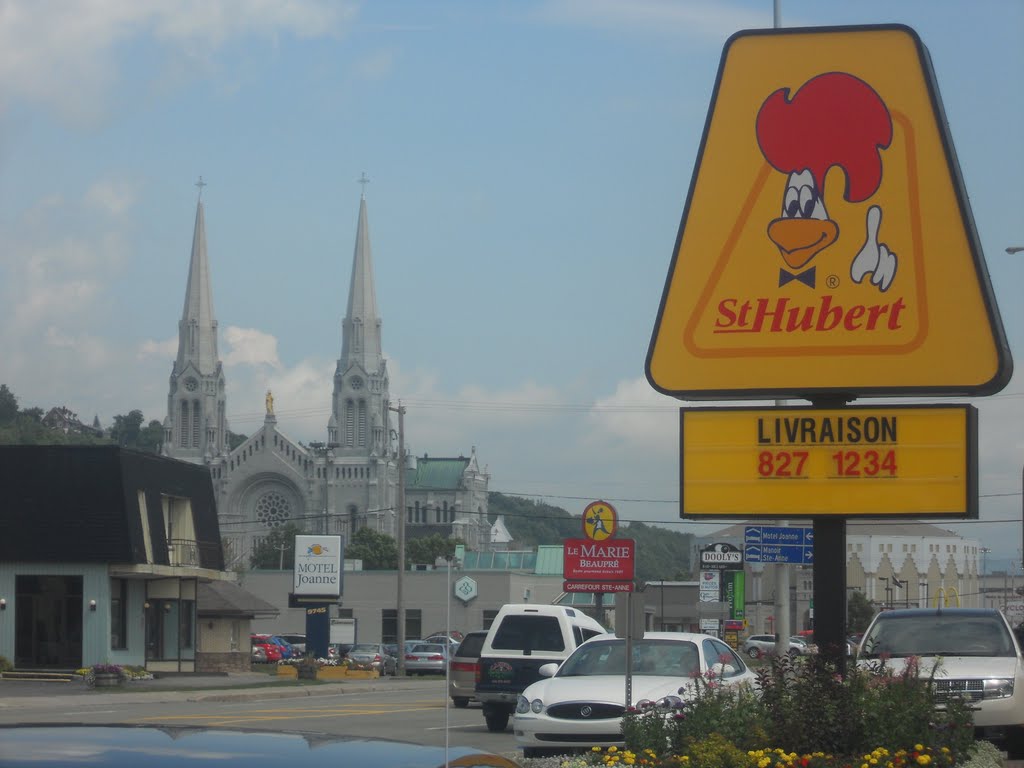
(358, 400), (366, 446)
(192, 400), (201, 448)
(345, 399), (355, 446)
(179, 401), (190, 447)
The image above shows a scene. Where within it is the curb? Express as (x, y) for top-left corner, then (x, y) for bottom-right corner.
(0, 677), (439, 710)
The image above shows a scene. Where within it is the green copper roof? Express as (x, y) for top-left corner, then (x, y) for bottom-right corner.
(405, 457), (469, 490)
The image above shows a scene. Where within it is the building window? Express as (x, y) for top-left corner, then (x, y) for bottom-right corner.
(192, 399), (201, 447)
(382, 609), (422, 644)
(110, 578), (127, 650)
(483, 609), (499, 630)
(358, 400), (366, 447)
(345, 400), (355, 446)
(179, 401), (190, 447)
(180, 599), (195, 649)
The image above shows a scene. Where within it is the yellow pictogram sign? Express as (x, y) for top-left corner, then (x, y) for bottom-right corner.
(647, 25), (1011, 400)
(582, 500), (618, 541)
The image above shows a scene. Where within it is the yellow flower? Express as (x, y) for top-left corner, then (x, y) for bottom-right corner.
(915, 756), (931, 766)
(914, 745), (924, 753)
(609, 747), (618, 753)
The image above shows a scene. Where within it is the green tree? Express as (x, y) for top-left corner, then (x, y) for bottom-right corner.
(406, 534), (461, 566)
(110, 410), (145, 448)
(0, 385), (18, 424)
(249, 523), (305, 570)
(21, 407), (44, 422)
(345, 527), (398, 570)
(137, 419), (164, 454)
(846, 590), (876, 633)
(227, 430), (247, 450)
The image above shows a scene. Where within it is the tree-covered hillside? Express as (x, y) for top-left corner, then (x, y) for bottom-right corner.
(488, 492), (694, 582)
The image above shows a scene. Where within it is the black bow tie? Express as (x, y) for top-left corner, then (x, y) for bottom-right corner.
(779, 266), (816, 288)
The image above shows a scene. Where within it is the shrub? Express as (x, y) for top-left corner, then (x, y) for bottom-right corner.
(618, 653), (975, 767)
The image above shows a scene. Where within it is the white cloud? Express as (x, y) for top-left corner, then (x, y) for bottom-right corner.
(138, 337), (179, 360)
(85, 179), (137, 216)
(534, 0), (768, 42)
(222, 326), (282, 368)
(0, 0), (357, 123)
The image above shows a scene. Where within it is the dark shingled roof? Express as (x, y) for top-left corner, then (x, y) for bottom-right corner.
(198, 580), (279, 618)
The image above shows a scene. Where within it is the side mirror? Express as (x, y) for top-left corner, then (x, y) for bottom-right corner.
(711, 663), (736, 676)
(538, 663), (559, 678)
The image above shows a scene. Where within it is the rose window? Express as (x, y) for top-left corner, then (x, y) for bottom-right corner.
(255, 491), (292, 528)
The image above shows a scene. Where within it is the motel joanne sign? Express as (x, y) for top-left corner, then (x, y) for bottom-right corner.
(293, 535), (343, 598)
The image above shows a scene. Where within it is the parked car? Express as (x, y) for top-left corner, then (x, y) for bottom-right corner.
(251, 634), (283, 663)
(267, 635), (296, 660)
(857, 607), (1024, 757)
(251, 644), (268, 664)
(740, 634), (806, 659)
(513, 632), (756, 758)
(449, 630), (488, 708)
(405, 642), (449, 675)
(327, 643), (351, 661)
(276, 633), (307, 654)
(347, 642), (397, 675)
(476, 603), (607, 732)
(788, 635), (818, 654)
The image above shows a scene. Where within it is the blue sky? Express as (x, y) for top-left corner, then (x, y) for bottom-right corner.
(2, 1), (1023, 561)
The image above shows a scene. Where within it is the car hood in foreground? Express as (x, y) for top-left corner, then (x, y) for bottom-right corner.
(0, 725), (518, 768)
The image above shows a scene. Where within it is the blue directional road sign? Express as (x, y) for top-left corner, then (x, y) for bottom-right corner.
(743, 526), (814, 564)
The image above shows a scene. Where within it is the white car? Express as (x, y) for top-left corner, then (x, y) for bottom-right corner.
(857, 607), (1024, 757)
(513, 632), (755, 758)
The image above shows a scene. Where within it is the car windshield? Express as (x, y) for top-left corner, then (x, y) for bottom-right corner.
(350, 644), (378, 653)
(557, 639), (701, 678)
(861, 613), (1015, 658)
(411, 644), (445, 654)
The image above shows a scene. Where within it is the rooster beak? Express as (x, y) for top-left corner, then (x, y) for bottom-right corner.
(768, 218), (839, 270)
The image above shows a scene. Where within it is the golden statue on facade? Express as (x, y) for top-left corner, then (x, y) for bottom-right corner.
(265, 390), (274, 415)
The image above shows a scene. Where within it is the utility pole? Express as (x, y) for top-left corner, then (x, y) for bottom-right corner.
(389, 401), (407, 675)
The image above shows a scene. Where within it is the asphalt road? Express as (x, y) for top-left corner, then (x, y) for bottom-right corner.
(0, 675), (520, 756)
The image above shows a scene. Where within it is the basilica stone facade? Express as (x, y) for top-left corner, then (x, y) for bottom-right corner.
(161, 188), (491, 565)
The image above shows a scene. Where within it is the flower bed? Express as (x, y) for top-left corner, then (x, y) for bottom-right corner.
(519, 655), (985, 768)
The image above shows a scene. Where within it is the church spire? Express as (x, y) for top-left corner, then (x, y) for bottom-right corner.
(340, 177), (382, 371)
(176, 178), (219, 372)
(165, 178), (227, 463)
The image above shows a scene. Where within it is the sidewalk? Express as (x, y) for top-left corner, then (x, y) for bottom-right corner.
(0, 671), (437, 710)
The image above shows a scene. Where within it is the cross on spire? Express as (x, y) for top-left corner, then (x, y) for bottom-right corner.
(358, 172), (370, 199)
(195, 176), (207, 201)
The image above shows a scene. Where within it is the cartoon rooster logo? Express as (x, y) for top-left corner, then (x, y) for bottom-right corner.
(755, 72), (897, 292)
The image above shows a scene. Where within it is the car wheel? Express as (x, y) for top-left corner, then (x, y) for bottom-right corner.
(452, 698), (469, 709)
(747, 647), (761, 659)
(484, 710), (509, 732)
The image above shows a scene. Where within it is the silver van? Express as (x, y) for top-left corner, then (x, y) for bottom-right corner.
(448, 630), (488, 708)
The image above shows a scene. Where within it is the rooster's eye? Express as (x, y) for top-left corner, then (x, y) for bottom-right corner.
(783, 187), (800, 217)
(799, 186), (816, 218)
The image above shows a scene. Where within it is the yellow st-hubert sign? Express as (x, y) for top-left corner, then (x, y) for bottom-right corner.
(646, 25), (1011, 400)
(680, 404), (976, 518)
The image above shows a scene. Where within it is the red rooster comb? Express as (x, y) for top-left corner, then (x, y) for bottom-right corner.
(756, 72), (893, 203)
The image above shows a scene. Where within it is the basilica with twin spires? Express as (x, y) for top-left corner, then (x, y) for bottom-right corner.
(160, 181), (494, 566)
